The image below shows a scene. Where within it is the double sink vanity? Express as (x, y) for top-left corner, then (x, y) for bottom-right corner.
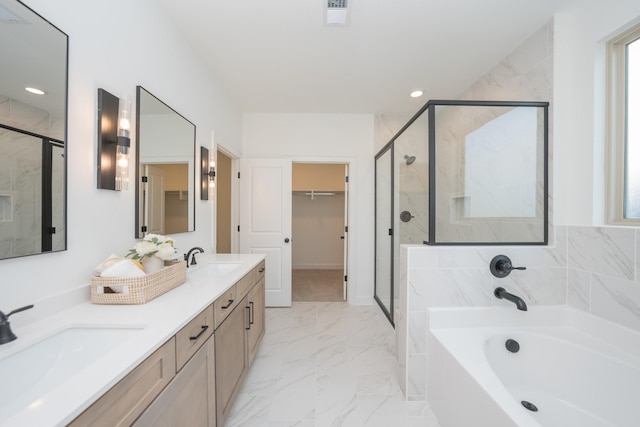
(0, 253), (266, 427)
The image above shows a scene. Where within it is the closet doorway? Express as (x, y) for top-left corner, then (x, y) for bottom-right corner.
(216, 149), (233, 253)
(292, 163), (349, 301)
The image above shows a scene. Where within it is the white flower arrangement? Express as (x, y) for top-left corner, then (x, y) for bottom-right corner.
(127, 234), (176, 261)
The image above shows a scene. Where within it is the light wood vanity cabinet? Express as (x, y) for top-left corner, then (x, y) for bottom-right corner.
(214, 295), (249, 427)
(68, 338), (177, 427)
(134, 333), (216, 427)
(214, 260), (266, 427)
(68, 260), (266, 427)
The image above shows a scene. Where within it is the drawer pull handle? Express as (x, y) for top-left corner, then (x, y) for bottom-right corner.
(259, 267), (265, 273)
(221, 299), (234, 309)
(249, 301), (254, 325)
(245, 306), (251, 330)
(189, 325), (209, 341)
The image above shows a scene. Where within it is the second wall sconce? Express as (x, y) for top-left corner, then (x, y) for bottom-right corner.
(97, 88), (131, 191)
(200, 146), (215, 200)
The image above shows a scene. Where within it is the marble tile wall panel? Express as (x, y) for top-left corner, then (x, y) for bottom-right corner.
(567, 267), (590, 311)
(521, 225), (567, 267)
(395, 308), (407, 394)
(568, 226), (635, 281)
(0, 96), (63, 141)
(407, 311), (427, 354)
(637, 229), (640, 284)
(493, 267), (567, 306)
(407, 354), (426, 400)
(591, 274), (640, 331)
(374, 114), (412, 152)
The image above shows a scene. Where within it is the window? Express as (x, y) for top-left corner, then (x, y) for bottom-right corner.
(607, 24), (640, 224)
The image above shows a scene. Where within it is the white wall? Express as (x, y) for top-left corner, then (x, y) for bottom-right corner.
(242, 113), (375, 304)
(554, 0), (640, 225)
(1, 0), (242, 313)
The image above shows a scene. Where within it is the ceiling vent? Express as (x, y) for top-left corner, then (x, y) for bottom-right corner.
(326, 0), (349, 26)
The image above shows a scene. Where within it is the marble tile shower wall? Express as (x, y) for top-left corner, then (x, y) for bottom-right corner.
(567, 226), (640, 332)
(0, 95), (64, 140)
(434, 20), (553, 243)
(392, 21), (557, 400)
(0, 96), (63, 258)
(397, 225), (640, 401)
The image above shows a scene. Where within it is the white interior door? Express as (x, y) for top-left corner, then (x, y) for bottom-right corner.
(239, 159), (292, 307)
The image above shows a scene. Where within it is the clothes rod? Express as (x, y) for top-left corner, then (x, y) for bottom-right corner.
(303, 190), (336, 200)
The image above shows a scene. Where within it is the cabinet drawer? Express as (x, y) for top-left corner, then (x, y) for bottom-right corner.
(214, 286), (237, 329)
(69, 338), (176, 427)
(235, 269), (255, 301)
(176, 304), (214, 370)
(256, 260), (266, 282)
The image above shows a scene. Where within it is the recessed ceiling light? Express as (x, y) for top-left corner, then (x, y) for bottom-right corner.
(410, 90), (424, 98)
(25, 87), (46, 95)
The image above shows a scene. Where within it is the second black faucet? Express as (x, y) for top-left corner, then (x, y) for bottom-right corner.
(184, 247), (204, 267)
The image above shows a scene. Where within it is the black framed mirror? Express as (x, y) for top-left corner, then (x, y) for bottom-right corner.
(135, 86), (196, 238)
(0, 0), (68, 260)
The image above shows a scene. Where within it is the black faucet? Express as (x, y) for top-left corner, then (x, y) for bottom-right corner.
(490, 255), (526, 278)
(184, 247), (204, 267)
(0, 304), (34, 344)
(494, 287), (528, 311)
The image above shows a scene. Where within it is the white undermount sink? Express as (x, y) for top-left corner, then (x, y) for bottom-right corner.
(0, 325), (145, 423)
(189, 262), (243, 279)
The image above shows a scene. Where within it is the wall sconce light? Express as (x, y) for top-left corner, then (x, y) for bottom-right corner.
(200, 146), (216, 200)
(97, 88), (130, 191)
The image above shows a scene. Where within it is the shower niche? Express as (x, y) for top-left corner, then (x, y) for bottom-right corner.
(374, 100), (549, 324)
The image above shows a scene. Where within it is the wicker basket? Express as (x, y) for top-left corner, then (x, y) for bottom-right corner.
(90, 260), (187, 305)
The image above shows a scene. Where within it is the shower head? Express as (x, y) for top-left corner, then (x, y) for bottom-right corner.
(404, 155), (416, 165)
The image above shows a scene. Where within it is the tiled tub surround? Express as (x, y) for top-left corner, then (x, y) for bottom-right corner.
(0, 253), (264, 426)
(397, 224), (640, 401)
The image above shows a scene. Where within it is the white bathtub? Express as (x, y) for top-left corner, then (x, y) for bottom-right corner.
(427, 306), (640, 427)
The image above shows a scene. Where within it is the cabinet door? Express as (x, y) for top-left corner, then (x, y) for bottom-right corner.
(134, 335), (216, 427)
(69, 338), (176, 427)
(247, 277), (265, 364)
(215, 297), (248, 427)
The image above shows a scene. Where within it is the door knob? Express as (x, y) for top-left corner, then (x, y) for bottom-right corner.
(284, 238), (290, 243)
(340, 236), (345, 240)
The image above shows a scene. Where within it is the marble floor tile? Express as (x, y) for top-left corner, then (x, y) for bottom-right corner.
(225, 302), (442, 427)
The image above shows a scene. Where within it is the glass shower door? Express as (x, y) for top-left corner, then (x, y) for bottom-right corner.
(375, 146), (393, 324)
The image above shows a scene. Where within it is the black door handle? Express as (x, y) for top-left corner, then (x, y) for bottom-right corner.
(284, 238), (290, 243)
(340, 236), (344, 239)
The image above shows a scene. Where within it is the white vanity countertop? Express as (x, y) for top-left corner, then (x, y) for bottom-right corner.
(0, 253), (265, 427)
